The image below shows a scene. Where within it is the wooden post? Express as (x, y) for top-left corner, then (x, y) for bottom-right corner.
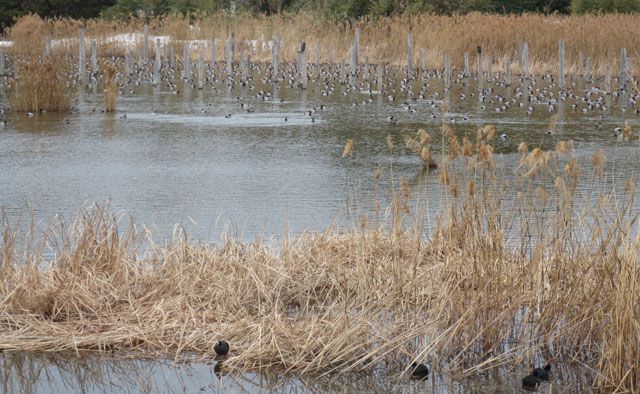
(354, 27), (360, 67)
(558, 39), (565, 89)
(169, 46), (175, 70)
(239, 46), (245, 80)
(420, 48), (426, 72)
(78, 28), (86, 82)
(183, 41), (190, 79)
(349, 44), (356, 75)
(504, 57), (511, 86)
(0, 52), (5, 75)
(407, 32), (414, 76)
(153, 38), (161, 86)
(605, 64), (611, 92)
(476, 46), (483, 90)
(44, 36), (52, 57)
(163, 41), (169, 66)
(328, 47), (334, 66)
(198, 50), (204, 89)
(464, 52), (469, 76)
(339, 59), (346, 84)
(143, 24), (149, 63)
(299, 42), (307, 89)
(91, 40), (98, 76)
(364, 55), (370, 81)
(522, 42), (529, 79)
(376, 64), (382, 86)
(227, 33), (235, 76)
(620, 47), (627, 90)
(586, 58), (592, 83)
(444, 53), (451, 90)
(125, 51), (132, 76)
(210, 36), (216, 68)
(272, 35), (280, 76)
(487, 55), (493, 83)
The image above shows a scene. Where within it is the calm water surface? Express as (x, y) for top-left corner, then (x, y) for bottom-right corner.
(1, 69), (639, 242)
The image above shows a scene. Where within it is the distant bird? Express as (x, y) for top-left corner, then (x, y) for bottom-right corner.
(522, 374), (542, 391)
(500, 133), (508, 140)
(532, 363), (551, 381)
(410, 362), (429, 380)
(298, 41), (306, 54)
(214, 340), (230, 356)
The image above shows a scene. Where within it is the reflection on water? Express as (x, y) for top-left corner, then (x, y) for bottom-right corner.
(0, 352), (596, 393)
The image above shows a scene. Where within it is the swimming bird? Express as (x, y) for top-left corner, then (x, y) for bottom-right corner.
(532, 363), (551, 381)
(410, 362), (429, 380)
(214, 340), (230, 356)
(522, 374), (542, 391)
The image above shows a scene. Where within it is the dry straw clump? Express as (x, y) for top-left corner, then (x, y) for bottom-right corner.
(0, 131), (639, 391)
(103, 62), (118, 113)
(9, 56), (72, 113)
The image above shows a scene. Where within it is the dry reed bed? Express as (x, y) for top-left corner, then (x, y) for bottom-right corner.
(8, 54), (72, 113)
(0, 131), (638, 391)
(7, 13), (640, 75)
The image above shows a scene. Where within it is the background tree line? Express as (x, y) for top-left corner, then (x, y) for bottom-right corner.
(2, 0), (640, 32)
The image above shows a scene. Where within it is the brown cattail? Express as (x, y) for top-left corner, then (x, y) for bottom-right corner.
(449, 135), (460, 160)
(418, 128), (431, 145)
(482, 124), (496, 141)
(623, 123), (632, 142)
(342, 139), (354, 158)
(565, 158), (581, 179)
(591, 149), (606, 177)
(462, 136), (474, 156)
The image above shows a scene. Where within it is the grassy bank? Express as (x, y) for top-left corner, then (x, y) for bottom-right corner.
(5, 12), (640, 75)
(0, 129), (638, 391)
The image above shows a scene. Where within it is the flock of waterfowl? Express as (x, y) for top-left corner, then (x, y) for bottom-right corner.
(1, 43), (639, 143)
(213, 339), (552, 390)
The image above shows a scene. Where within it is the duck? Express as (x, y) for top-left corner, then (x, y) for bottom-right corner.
(532, 363), (551, 381)
(214, 340), (230, 356)
(410, 362), (429, 380)
(522, 374), (542, 391)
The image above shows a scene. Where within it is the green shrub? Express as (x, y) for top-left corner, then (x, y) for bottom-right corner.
(572, 0), (640, 14)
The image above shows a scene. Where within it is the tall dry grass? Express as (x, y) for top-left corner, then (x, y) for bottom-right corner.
(9, 55), (72, 113)
(0, 126), (638, 391)
(7, 12), (640, 75)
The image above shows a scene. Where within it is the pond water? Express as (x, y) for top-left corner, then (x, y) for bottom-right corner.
(1, 65), (639, 242)
(0, 62), (638, 392)
(0, 352), (596, 393)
